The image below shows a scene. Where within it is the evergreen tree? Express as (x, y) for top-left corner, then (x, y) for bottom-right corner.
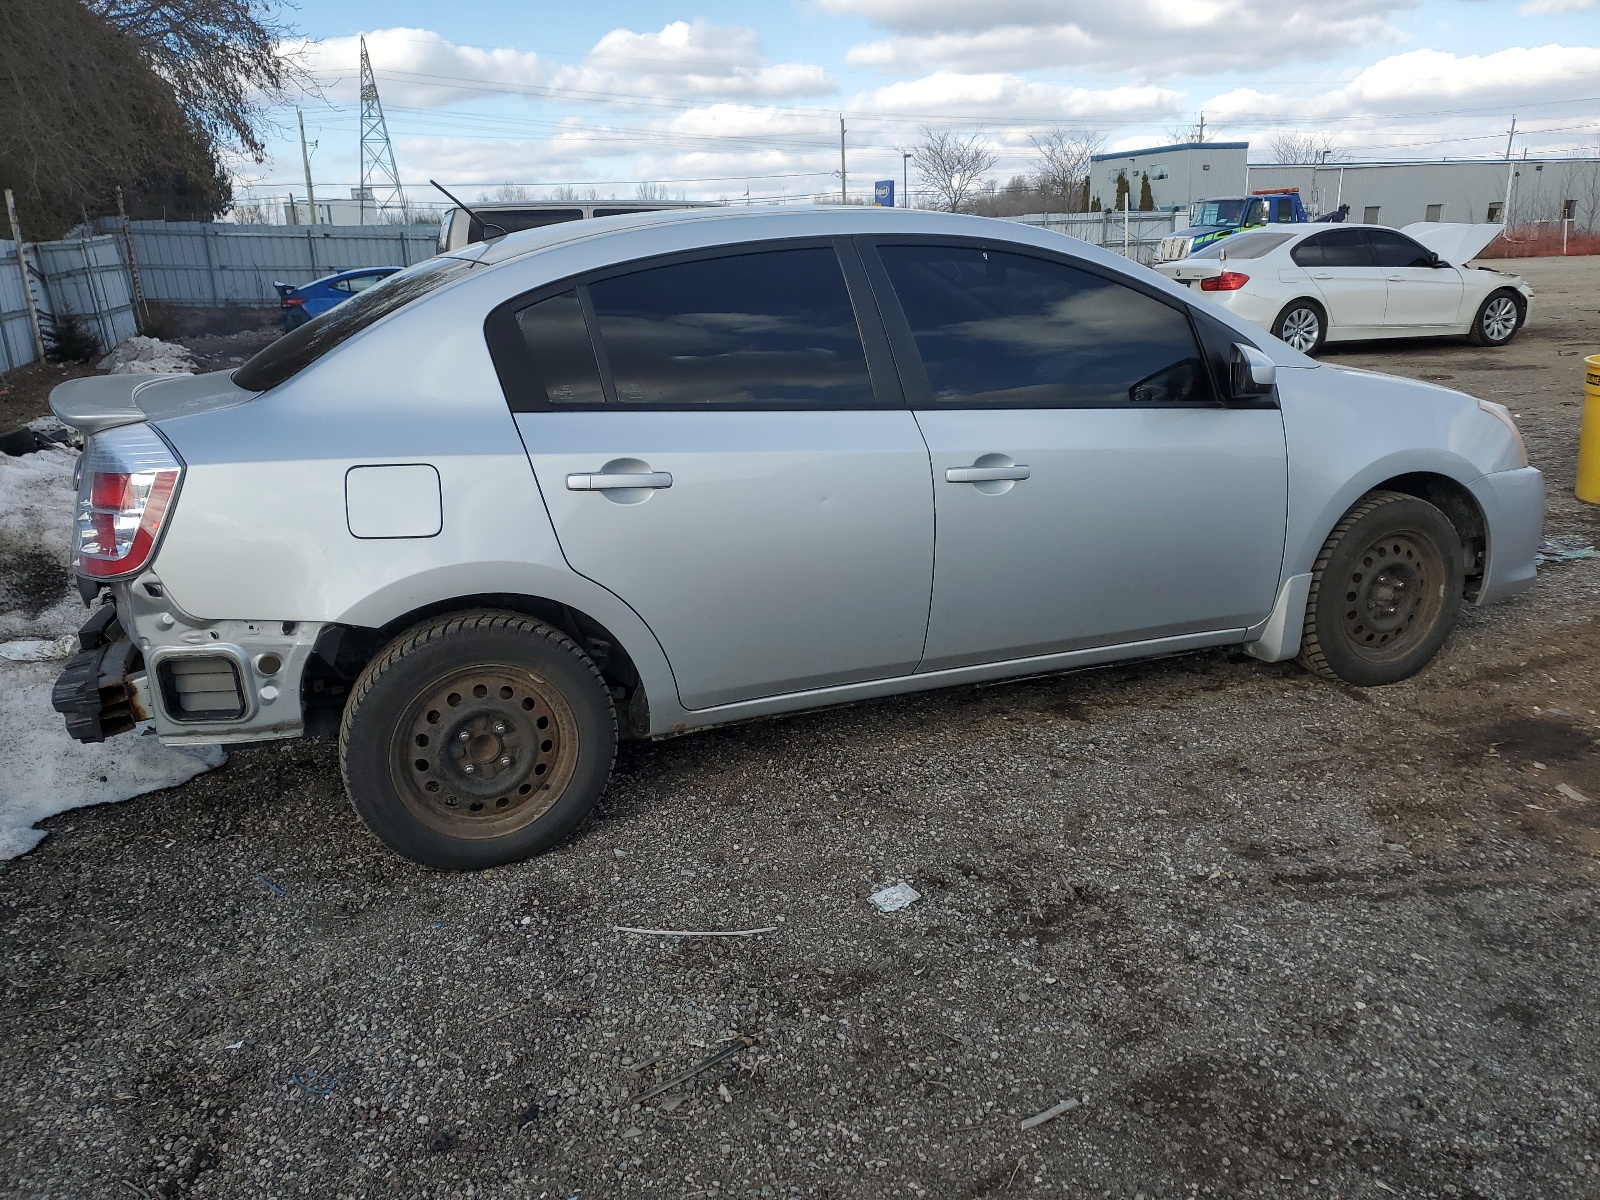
(1138, 174), (1155, 211)
(1113, 170), (1130, 211)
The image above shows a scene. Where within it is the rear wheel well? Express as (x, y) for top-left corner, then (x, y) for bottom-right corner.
(304, 594), (649, 739)
(1371, 473), (1486, 600)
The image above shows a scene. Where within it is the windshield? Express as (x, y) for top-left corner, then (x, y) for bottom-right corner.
(1190, 231), (1295, 260)
(1192, 198), (1265, 229)
(234, 256), (476, 392)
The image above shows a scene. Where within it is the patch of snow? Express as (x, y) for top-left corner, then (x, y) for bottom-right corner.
(0, 634), (76, 662)
(97, 336), (196, 376)
(0, 446), (225, 860)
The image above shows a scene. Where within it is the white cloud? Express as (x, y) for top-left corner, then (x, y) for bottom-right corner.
(832, 0), (1407, 77)
(554, 21), (833, 101)
(1201, 45), (1600, 157)
(301, 28), (551, 108)
(301, 22), (833, 110)
(1520, 0), (1599, 12)
(850, 73), (1184, 123)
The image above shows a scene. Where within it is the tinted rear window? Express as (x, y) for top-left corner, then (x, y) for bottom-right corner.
(1292, 229), (1376, 268)
(586, 247), (874, 408)
(1191, 231), (1293, 260)
(234, 257), (474, 392)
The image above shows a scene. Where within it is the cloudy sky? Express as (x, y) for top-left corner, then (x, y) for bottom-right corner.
(241, 0), (1600, 209)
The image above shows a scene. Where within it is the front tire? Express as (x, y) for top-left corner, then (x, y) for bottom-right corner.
(1467, 288), (1523, 347)
(1297, 491), (1463, 686)
(340, 611), (617, 869)
(1272, 299), (1327, 355)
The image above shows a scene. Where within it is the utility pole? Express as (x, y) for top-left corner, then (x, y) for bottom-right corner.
(298, 110), (318, 225)
(903, 151), (912, 209)
(1197, 111), (1205, 143)
(359, 37), (408, 222)
(839, 115), (847, 204)
(1503, 116), (1517, 227)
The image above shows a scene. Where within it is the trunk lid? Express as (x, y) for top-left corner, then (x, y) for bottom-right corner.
(49, 370), (256, 435)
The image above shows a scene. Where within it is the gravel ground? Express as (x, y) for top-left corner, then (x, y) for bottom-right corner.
(3, 258), (1599, 1200)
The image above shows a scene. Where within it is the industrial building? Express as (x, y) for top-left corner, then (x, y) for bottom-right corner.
(1091, 141), (1600, 229)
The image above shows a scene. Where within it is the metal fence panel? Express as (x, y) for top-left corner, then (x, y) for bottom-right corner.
(117, 222), (440, 306)
(1003, 211), (1181, 266)
(0, 240), (36, 374)
(0, 234), (137, 375)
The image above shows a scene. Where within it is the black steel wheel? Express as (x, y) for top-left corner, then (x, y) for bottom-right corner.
(1272, 299), (1327, 355)
(1297, 491), (1464, 686)
(340, 611), (616, 869)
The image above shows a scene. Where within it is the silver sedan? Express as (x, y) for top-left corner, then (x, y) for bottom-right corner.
(49, 206), (1544, 868)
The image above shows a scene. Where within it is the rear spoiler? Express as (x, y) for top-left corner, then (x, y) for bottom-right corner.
(271, 280), (295, 302)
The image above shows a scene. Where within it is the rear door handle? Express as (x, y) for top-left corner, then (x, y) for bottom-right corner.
(566, 471), (673, 491)
(946, 464), (1030, 483)
(1387, 274), (1405, 281)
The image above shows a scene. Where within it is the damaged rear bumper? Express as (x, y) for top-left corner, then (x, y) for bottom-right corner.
(51, 605), (150, 743)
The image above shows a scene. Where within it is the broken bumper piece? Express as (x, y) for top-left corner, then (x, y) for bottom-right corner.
(51, 605), (148, 743)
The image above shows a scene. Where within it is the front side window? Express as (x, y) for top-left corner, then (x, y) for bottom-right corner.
(586, 247), (873, 407)
(878, 245), (1212, 408)
(1366, 230), (1434, 268)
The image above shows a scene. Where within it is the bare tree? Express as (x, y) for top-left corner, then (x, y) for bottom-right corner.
(228, 197), (274, 223)
(478, 183), (538, 202)
(912, 126), (998, 213)
(87, 0), (307, 162)
(1165, 116), (1209, 144)
(1269, 131), (1344, 165)
(1031, 127), (1102, 213)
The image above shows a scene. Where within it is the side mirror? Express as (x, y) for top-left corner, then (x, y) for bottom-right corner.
(1430, 252), (1448, 268)
(1231, 343), (1277, 398)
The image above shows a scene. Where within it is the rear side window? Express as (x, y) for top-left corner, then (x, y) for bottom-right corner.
(1292, 229), (1376, 268)
(587, 247), (873, 408)
(877, 245), (1213, 407)
(514, 291), (606, 406)
(235, 257), (475, 392)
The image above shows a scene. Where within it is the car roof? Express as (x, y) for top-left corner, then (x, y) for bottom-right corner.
(461, 204), (1098, 269)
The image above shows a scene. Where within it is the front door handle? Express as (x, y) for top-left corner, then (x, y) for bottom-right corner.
(1313, 273), (1333, 280)
(567, 471), (673, 491)
(946, 464), (1030, 483)
(1387, 274), (1405, 281)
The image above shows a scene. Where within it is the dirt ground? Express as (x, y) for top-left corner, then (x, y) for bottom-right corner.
(2, 259), (1599, 1200)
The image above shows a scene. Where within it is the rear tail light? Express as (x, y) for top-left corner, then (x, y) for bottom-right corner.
(73, 424), (183, 580)
(1201, 271), (1251, 291)
(282, 295), (305, 308)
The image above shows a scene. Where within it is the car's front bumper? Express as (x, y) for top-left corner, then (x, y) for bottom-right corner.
(1470, 465), (1545, 605)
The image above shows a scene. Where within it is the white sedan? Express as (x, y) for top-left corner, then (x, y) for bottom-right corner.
(1152, 223), (1532, 355)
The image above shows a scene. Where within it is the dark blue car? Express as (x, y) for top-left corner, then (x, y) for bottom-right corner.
(273, 268), (402, 329)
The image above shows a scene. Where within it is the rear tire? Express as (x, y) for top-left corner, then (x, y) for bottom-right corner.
(1272, 299), (1327, 355)
(340, 610), (617, 869)
(1467, 288), (1523, 347)
(1297, 491), (1463, 686)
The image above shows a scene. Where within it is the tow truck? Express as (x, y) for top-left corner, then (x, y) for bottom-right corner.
(1156, 188), (1309, 263)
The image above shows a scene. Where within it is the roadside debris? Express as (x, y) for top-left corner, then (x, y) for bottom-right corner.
(870, 882), (921, 913)
(1556, 783), (1593, 804)
(1020, 1097), (1081, 1130)
(96, 337), (196, 376)
(1536, 536), (1599, 564)
(288, 1070), (338, 1096)
(613, 925), (777, 938)
(633, 1042), (746, 1105)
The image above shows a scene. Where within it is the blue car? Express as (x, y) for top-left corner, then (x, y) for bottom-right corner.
(273, 268), (401, 329)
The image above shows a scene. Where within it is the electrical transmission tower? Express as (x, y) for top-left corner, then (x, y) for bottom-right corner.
(358, 37), (407, 222)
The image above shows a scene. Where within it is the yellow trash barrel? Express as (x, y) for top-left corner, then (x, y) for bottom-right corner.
(1582, 355), (1600, 504)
